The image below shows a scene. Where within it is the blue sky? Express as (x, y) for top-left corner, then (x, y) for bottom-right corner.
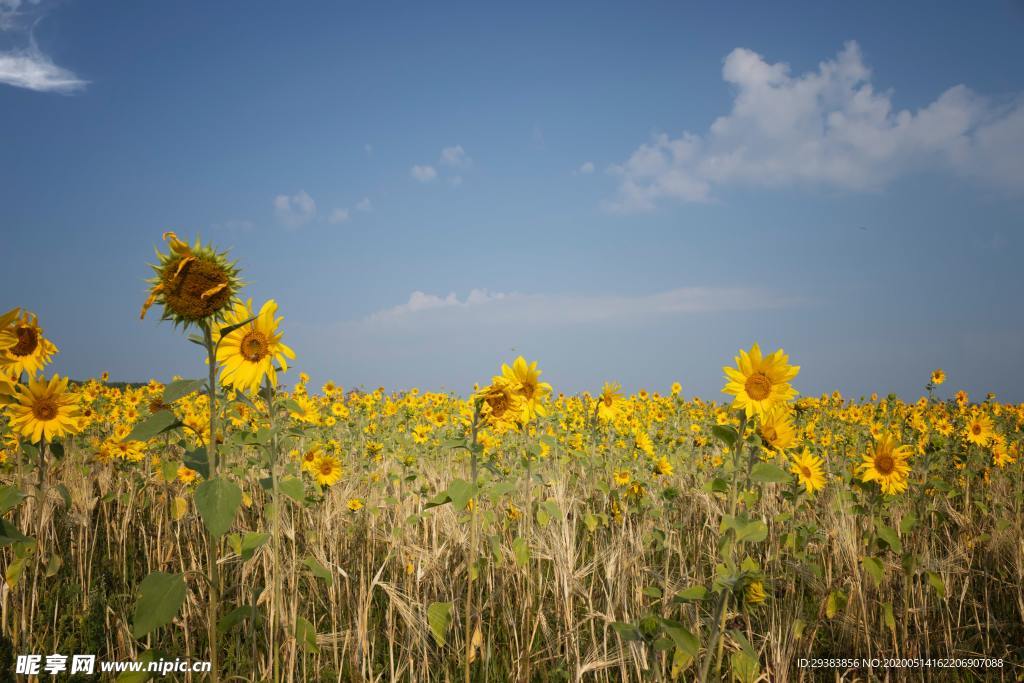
(2, 1), (1023, 400)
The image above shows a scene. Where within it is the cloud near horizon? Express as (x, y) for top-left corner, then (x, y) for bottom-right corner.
(606, 41), (1024, 211)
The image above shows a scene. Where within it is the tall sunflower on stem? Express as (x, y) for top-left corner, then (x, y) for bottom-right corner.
(0, 309), (58, 381)
(140, 231), (241, 326)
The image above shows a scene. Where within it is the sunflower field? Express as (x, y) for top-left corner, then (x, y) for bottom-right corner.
(1, 234), (1022, 682)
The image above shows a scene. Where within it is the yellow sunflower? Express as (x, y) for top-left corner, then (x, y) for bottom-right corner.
(722, 344), (800, 419)
(789, 447), (826, 495)
(217, 299), (295, 394)
(857, 435), (912, 495)
(930, 369), (946, 386)
(758, 408), (798, 451)
(963, 413), (993, 446)
(5, 374), (82, 443)
(141, 231), (241, 326)
(311, 453), (343, 486)
(498, 356), (552, 421)
(596, 382), (624, 422)
(0, 310), (58, 380)
(473, 377), (525, 429)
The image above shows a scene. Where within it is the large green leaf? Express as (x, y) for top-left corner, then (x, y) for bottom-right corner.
(132, 572), (187, 638)
(0, 485), (27, 516)
(0, 519), (30, 546)
(194, 478), (242, 537)
(294, 616), (319, 653)
(750, 462), (792, 484)
(711, 425), (738, 448)
(279, 476), (306, 504)
(162, 378), (206, 404)
(426, 602), (453, 646)
(126, 410), (183, 442)
(875, 524), (902, 554)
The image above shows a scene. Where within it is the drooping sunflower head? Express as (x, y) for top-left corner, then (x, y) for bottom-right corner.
(216, 299), (296, 394)
(0, 309), (59, 381)
(473, 377), (525, 429)
(857, 434), (912, 495)
(722, 343), (800, 419)
(4, 374), (82, 444)
(141, 232), (241, 327)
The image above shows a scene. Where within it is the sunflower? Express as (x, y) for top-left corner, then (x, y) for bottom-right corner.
(346, 498), (364, 511)
(596, 382), (624, 422)
(758, 408), (797, 451)
(177, 465), (199, 484)
(473, 378), (525, 429)
(217, 299), (295, 394)
(722, 344), (800, 419)
(857, 434), (912, 495)
(0, 310), (58, 380)
(789, 448), (826, 495)
(311, 453), (343, 486)
(930, 369), (946, 386)
(141, 232), (241, 326)
(964, 413), (993, 446)
(498, 356), (552, 421)
(744, 580), (767, 606)
(612, 468), (631, 487)
(653, 456), (674, 477)
(5, 375), (82, 443)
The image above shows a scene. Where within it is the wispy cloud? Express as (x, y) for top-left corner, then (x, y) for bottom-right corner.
(0, 41), (87, 94)
(366, 286), (797, 326)
(410, 164), (437, 182)
(328, 208), (350, 224)
(440, 144), (471, 167)
(606, 41), (1024, 212)
(273, 190), (317, 228)
(355, 197), (372, 212)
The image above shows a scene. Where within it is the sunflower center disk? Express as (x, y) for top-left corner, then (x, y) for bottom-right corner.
(745, 372), (772, 401)
(240, 331), (269, 362)
(875, 454), (895, 475)
(12, 326), (39, 356)
(32, 398), (58, 421)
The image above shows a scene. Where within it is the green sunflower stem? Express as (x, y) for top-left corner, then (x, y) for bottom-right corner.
(262, 379), (284, 683)
(203, 323), (222, 683)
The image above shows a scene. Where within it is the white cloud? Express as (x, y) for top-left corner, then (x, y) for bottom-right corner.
(0, 44), (87, 94)
(411, 165), (438, 182)
(355, 197), (372, 212)
(440, 144), (471, 167)
(367, 286), (794, 325)
(577, 161), (595, 174)
(273, 190), (317, 229)
(328, 208), (350, 224)
(607, 41), (1024, 211)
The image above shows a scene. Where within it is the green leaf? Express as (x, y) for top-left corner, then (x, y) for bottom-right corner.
(116, 650), (159, 683)
(237, 532), (269, 560)
(926, 571), (946, 598)
(611, 621), (643, 642)
(446, 479), (476, 511)
(193, 478), (242, 537)
(882, 602), (896, 633)
(182, 449), (209, 480)
(279, 476), (306, 504)
(294, 616), (319, 653)
(303, 557), (332, 582)
(132, 572), (187, 638)
(642, 586), (663, 599)
(660, 620), (699, 658)
(511, 537), (529, 568)
(674, 586), (708, 602)
(899, 512), (917, 535)
(427, 602), (454, 646)
(875, 524), (903, 554)
(734, 519), (768, 544)
(711, 425), (738, 448)
(825, 589), (847, 619)
(750, 462), (792, 484)
(126, 410), (183, 442)
(861, 556), (884, 585)
(0, 519), (30, 546)
(703, 478), (729, 494)
(0, 485), (27, 516)
(218, 605), (261, 635)
(162, 378), (205, 404)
